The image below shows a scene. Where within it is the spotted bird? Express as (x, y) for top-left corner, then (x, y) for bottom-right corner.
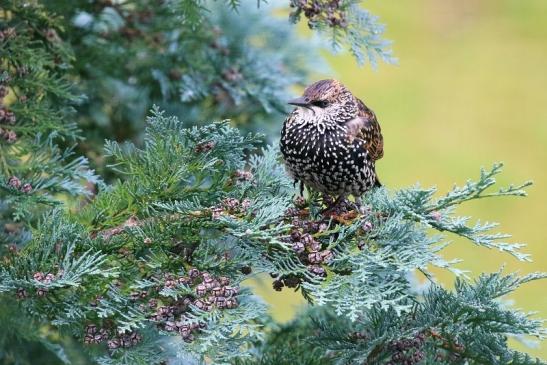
(280, 79), (383, 207)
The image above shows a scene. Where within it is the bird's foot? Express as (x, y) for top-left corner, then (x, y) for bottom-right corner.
(321, 193), (334, 206)
(322, 196), (368, 218)
(322, 197), (360, 224)
(321, 195), (347, 215)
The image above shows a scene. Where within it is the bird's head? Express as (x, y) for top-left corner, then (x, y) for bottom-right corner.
(288, 79), (358, 121)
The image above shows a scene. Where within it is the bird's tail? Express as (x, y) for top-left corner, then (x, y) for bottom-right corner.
(374, 177), (382, 188)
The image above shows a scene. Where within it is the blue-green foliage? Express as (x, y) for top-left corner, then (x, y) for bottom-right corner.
(304, 271), (546, 365)
(1, 1), (545, 364)
(0, 0), (98, 257)
(1, 109), (545, 364)
(289, 0), (396, 67)
(238, 272), (545, 365)
(40, 0), (325, 164)
(2, 110), (268, 364)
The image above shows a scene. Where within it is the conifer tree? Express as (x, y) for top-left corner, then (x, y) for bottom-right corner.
(1, 1), (544, 364)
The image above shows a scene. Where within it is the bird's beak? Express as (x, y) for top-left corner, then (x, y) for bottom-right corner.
(288, 96), (310, 107)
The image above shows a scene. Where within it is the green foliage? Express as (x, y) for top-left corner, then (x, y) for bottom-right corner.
(232, 311), (334, 365)
(39, 0), (325, 171)
(305, 271), (546, 365)
(1, 1), (544, 364)
(2, 110), (544, 364)
(289, 0), (396, 67)
(1, 110), (269, 364)
(238, 272), (546, 365)
(0, 0), (97, 252)
(0, 297), (77, 365)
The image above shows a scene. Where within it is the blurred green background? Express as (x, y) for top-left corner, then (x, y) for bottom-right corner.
(250, 0), (547, 359)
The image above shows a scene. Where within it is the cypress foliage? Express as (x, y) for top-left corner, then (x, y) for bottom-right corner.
(0, 1), (544, 364)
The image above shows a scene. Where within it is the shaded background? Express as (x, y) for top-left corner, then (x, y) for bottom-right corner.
(250, 0), (547, 359)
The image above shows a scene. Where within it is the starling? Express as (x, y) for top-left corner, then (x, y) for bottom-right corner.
(280, 79), (383, 206)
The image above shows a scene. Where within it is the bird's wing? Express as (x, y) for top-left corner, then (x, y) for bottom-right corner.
(344, 98), (384, 161)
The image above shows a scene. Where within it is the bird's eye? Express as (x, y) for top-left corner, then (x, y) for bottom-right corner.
(312, 100), (329, 108)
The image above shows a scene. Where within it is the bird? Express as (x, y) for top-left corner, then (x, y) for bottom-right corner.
(280, 79), (383, 208)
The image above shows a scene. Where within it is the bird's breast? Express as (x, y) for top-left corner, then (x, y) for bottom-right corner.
(281, 120), (354, 172)
(280, 116), (376, 195)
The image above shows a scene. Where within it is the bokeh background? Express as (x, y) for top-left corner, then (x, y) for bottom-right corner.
(3, 0), (545, 362)
(250, 0), (547, 359)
